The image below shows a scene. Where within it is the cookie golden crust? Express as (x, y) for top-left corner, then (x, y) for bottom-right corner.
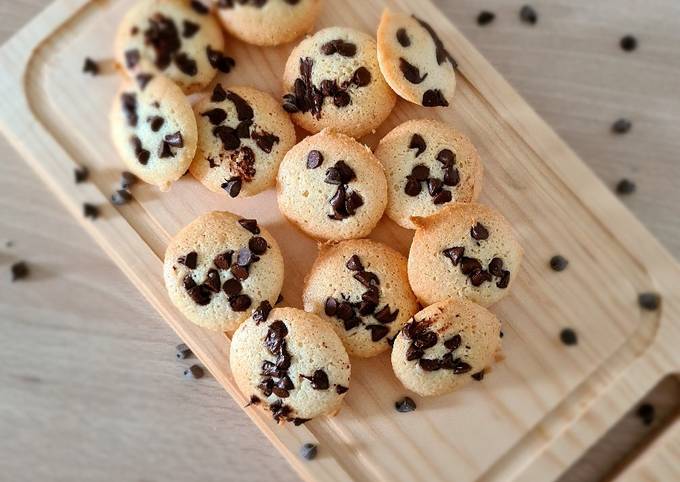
(377, 9), (456, 107)
(374, 119), (483, 229)
(230, 307), (351, 424)
(391, 297), (501, 397)
(163, 211), (284, 332)
(302, 239), (419, 358)
(408, 203), (523, 307)
(110, 74), (198, 191)
(115, 0), (229, 94)
(214, 0), (322, 46)
(282, 26), (397, 138)
(189, 85), (297, 198)
(276, 129), (388, 241)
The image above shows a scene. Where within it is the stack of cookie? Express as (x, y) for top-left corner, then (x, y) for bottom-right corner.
(109, 0), (523, 425)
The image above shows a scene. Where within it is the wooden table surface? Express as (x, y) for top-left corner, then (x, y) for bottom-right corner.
(1, 1), (678, 481)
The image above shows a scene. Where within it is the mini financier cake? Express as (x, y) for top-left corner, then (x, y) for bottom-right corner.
(115, 0), (233, 94)
(281, 26), (396, 138)
(111, 74), (198, 191)
(214, 0), (322, 47)
(190, 84), (296, 198)
(408, 203), (523, 307)
(391, 297), (502, 397)
(277, 129), (388, 241)
(164, 211), (284, 332)
(302, 239), (419, 357)
(377, 9), (457, 107)
(375, 119), (483, 229)
(231, 307), (351, 425)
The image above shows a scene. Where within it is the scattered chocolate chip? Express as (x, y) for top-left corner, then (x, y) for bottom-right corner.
(10, 261), (29, 281)
(221, 177), (242, 197)
(125, 49), (140, 69)
(436, 148), (455, 166)
(443, 166), (460, 186)
(333, 91), (351, 107)
(183, 275), (196, 290)
(404, 177), (422, 197)
(472, 370), (485, 381)
(411, 164), (430, 181)
(164, 131), (184, 148)
(427, 178), (443, 196)
(182, 20), (200, 38)
(265, 320), (288, 354)
(204, 269), (221, 292)
(201, 108), (227, 125)
(432, 189), (452, 204)
(190, 0), (209, 14)
(213, 251), (233, 270)
(299, 443), (317, 460)
(292, 418), (310, 426)
(560, 327), (578, 346)
(111, 189), (132, 205)
(121, 92), (138, 127)
(345, 254), (364, 271)
(409, 134), (426, 157)
(159, 141), (174, 158)
(83, 203), (99, 220)
(470, 269), (492, 286)
(395, 396), (416, 413)
(211, 84), (227, 103)
(615, 178), (636, 195)
(636, 403), (655, 425)
(82, 57), (99, 75)
(374, 305), (399, 324)
(184, 364), (205, 379)
(367, 324), (389, 342)
(176, 343), (192, 360)
(282, 93), (299, 113)
(620, 35), (637, 52)
(147, 116), (164, 132)
(443, 246), (465, 266)
(419, 358), (441, 371)
(252, 130), (279, 153)
(612, 118), (632, 134)
(206, 46), (236, 73)
(352, 66), (371, 86)
(549, 255), (568, 272)
(638, 292), (661, 311)
(248, 236), (268, 255)
(452, 360), (472, 374)
(236, 247), (257, 267)
(246, 395), (260, 407)
(74, 166), (89, 183)
(302, 369), (330, 390)
(460, 257), (483, 276)
(222, 278), (242, 296)
(477, 11), (495, 26)
(399, 58), (428, 84)
(120, 171), (138, 189)
(353, 271), (379, 288)
(135, 73), (153, 90)
(519, 5), (538, 25)
(414, 16), (457, 68)
(396, 28), (411, 47)
(174, 52), (198, 76)
(252, 300), (273, 324)
(488, 258), (504, 277)
(229, 294), (252, 312)
(230, 264), (249, 281)
(471, 222), (489, 240)
(178, 251), (198, 269)
(238, 219), (260, 234)
(305, 150), (324, 170)
(422, 89), (449, 107)
(130, 136), (150, 164)
(444, 334), (461, 351)
(226, 90), (254, 121)
(335, 384), (349, 394)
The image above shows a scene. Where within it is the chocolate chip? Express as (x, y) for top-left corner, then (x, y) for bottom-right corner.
(111, 189), (132, 205)
(443, 247), (465, 266)
(411, 164), (430, 181)
(620, 35), (637, 52)
(226, 90), (254, 121)
(130, 136), (149, 163)
(409, 134), (426, 157)
(470, 222), (489, 240)
(174, 52), (198, 76)
(206, 46), (236, 73)
(399, 58), (428, 84)
(282, 94), (299, 113)
(252, 300), (273, 325)
(414, 331), (437, 350)
(272, 386), (290, 398)
(444, 334), (461, 351)
(74, 166), (89, 183)
(265, 320), (288, 354)
(353, 271), (379, 287)
(519, 5), (538, 25)
(120, 171), (138, 189)
(452, 360), (472, 374)
(238, 219), (260, 234)
(374, 305), (399, 324)
(460, 257), (482, 275)
(221, 177), (242, 197)
(183, 275), (196, 290)
(488, 257), (504, 277)
(222, 278), (242, 296)
(212, 125), (240, 150)
(299, 443), (317, 460)
(343, 255), (363, 272)
(335, 385), (349, 394)
(395, 396), (416, 413)
(549, 255), (568, 272)
(258, 378), (274, 397)
(333, 91), (350, 107)
(159, 141), (174, 159)
(422, 89), (449, 107)
(362, 285), (380, 305)
(201, 108), (227, 125)
(229, 294), (252, 311)
(252, 130), (279, 153)
(328, 186), (347, 219)
(211, 84), (227, 103)
(616, 178), (636, 195)
(432, 189), (452, 204)
(367, 324), (389, 342)
(10, 261), (28, 281)
(182, 20), (200, 38)
(324, 168), (341, 185)
(477, 11), (495, 26)
(188, 285), (211, 305)
(213, 251), (233, 270)
(204, 269), (221, 292)
(345, 191), (364, 215)
(176, 343), (192, 360)
(335, 161), (356, 183)
(638, 292), (661, 311)
(560, 327), (578, 346)
(404, 178), (422, 197)
(184, 364), (205, 379)
(125, 49), (140, 69)
(121, 93), (138, 127)
(190, 0), (209, 14)
(336, 302), (354, 321)
(497, 270), (510, 289)
(612, 118), (632, 134)
(83, 203), (99, 220)
(302, 150), (323, 171)
(147, 116), (164, 132)
(470, 269), (492, 286)
(164, 131), (184, 148)
(419, 358), (441, 371)
(637, 403), (655, 425)
(436, 148), (455, 166)
(247, 395), (260, 407)
(427, 178), (443, 196)
(414, 16), (457, 67)
(352, 66), (371, 86)
(320, 41), (337, 55)
(358, 300), (376, 316)
(178, 251), (198, 269)
(443, 166), (460, 186)
(246, 237), (266, 256)
(396, 28), (411, 47)
(135, 73), (153, 90)
(344, 316), (361, 331)
(236, 120), (252, 138)
(302, 369), (329, 390)
(472, 370), (485, 381)
(236, 247), (257, 267)
(337, 41), (357, 57)
(324, 297), (338, 316)
(143, 14), (181, 70)
(82, 57), (99, 75)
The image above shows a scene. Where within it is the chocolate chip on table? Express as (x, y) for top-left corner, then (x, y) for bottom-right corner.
(184, 364), (205, 379)
(222, 278), (242, 296)
(120, 171), (138, 189)
(396, 28), (411, 47)
(74, 166), (89, 183)
(559, 327), (578, 346)
(335, 384), (349, 394)
(83, 203), (99, 220)
(307, 150), (323, 169)
(10, 261), (29, 281)
(395, 396), (416, 413)
(477, 11), (495, 26)
(399, 58), (428, 84)
(638, 292), (660, 311)
(249, 236), (268, 255)
(221, 177), (242, 197)
(620, 35), (638, 52)
(432, 189), (452, 204)
(519, 5), (538, 25)
(111, 189), (133, 205)
(82, 57), (99, 75)
(176, 343), (192, 360)
(238, 218), (260, 235)
(636, 403), (655, 426)
(612, 118), (632, 134)
(299, 443), (318, 460)
(549, 255), (568, 272)
(345, 254), (364, 271)
(252, 300), (273, 324)
(616, 178), (636, 195)
(178, 251), (198, 269)
(404, 177), (422, 197)
(409, 134), (426, 157)
(229, 294), (252, 311)
(471, 370), (485, 381)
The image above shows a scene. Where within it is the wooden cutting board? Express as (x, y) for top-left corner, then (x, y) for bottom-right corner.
(1, 0), (679, 480)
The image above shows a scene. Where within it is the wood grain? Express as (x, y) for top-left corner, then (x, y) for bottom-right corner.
(3, 0), (676, 478)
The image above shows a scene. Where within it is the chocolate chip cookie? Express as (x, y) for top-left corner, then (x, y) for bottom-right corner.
(164, 211), (284, 332)
(281, 26), (396, 138)
(276, 129), (388, 241)
(230, 307), (351, 424)
(408, 203), (523, 307)
(110, 74), (198, 190)
(302, 239), (419, 357)
(391, 297), (501, 396)
(189, 84), (296, 198)
(375, 119), (483, 229)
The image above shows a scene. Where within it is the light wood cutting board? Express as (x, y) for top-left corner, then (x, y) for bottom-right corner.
(1, 0), (679, 480)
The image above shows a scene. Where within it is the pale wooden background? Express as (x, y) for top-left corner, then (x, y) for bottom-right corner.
(1, 1), (679, 481)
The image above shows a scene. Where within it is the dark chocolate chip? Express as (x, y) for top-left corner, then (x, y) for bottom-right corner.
(353, 271), (379, 287)
(497, 270), (510, 289)
(612, 118), (632, 134)
(226, 90), (254, 121)
(471, 222), (489, 240)
(258, 378), (274, 397)
(549, 255), (568, 272)
(265, 320), (288, 354)
(282, 94), (300, 113)
(236, 120), (252, 138)
(74, 166), (89, 183)
(211, 83), (227, 103)
(374, 305), (399, 324)
(302, 369), (330, 390)
(620, 35), (637, 52)
(201, 108), (227, 125)
(125, 49), (140, 69)
(121, 93), (138, 127)
(222, 278), (242, 296)
(335, 160), (357, 183)
(346, 255), (363, 271)
(436, 148), (455, 166)
(236, 247), (257, 267)
(367, 324), (389, 342)
(414, 331), (437, 350)
(324, 297), (338, 316)
(432, 189), (452, 204)
(190, 0), (209, 14)
(404, 177), (422, 197)
(184, 364), (205, 379)
(120, 171), (138, 189)
(213, 125), (240, 150)
(470, 269), (492, 286)
(82, 57), (99, 75)
(637, 403), (655, 426)
(519, 5), (538, 25)
(179, 251), (198, 269)
(249, 236), (268, 255)
(182, 20), (200, 38)
(229, 294), (252, 311)
(183, 275), (196, 290)
(247, 395), (261, 406)
(422, 89), (449, 107)
(221, 177), (242, 197)
(638, 292), (661, 311)
(395, 396), (416, 413)
(427, 178), (443, 196)
(136, 73), (153, 90)
(396, 28), (411, 47)
(477, 11), (495, 26)
(488, 257), (504, 277)
(299, 443), (317, 460)
(307, 150), (323, 169)
(337, 41), (357, 57)
(411, 164), (430, 181)
(83, 203), (99, 220)
(10, 261), (29, 281)
(560, 327), (578, 346)
(443, 166), (460, 186)
(343, 316), (361, 331)
(213, 251), (233, 270)
(358, 300), (376, 316)
(460, 257), (482, 275)
(320, 41), (337, 55)
(336, 302), (354, 322)
(399, 58), (428, 84)
(239, 218), (260, 234)
(206, 46), (236, 73)
(616, 178), (636, 195)
(443, 247), (465, 266)
(174, 52), (198, 76)
(405, 344), (424, 362)
(362, 285), (380, 305)
(409, 134), (426, 157)
(188, 285), (211, 305)
(444, 334), (461, 352)
(452, 360), (472, 374)
(472, 370), (485, 381)
(111, 189), (132, 205)
(345, 191), (363, 215)
(352, 66), (371, 87)
(164, 131), (184, 148)
(333, 91), (351, 108)
(335, 385), (349, 394)
(176, 343), (192, 360)
(159, 141), (174, 159)
(148, 116), (165, 132)
(252, 300), (273, 324)
(205, 269), (221, 292)
(419, 358), (441, 371)
(252, 130), (279, 153)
